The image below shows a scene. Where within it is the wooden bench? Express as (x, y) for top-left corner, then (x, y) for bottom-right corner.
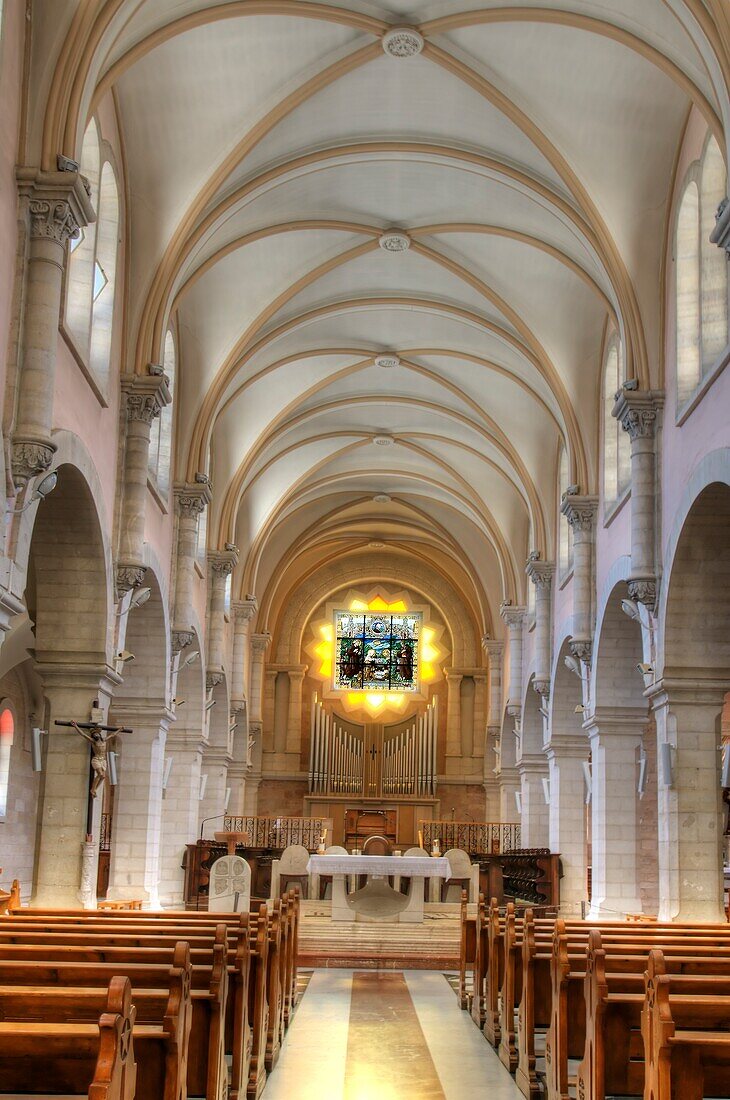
(643, 950), (730, 1100)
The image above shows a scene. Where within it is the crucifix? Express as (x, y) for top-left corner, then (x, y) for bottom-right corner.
(55, 720), (132, 798)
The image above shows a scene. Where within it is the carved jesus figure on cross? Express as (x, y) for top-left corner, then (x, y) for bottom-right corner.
(55, 720), (132, 797)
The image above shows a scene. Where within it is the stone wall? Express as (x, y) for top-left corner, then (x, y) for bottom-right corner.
(436, 782), (487, 823)
(638, 716), (659, 915)
(257, 778), (309, 818)
(0, 666), (39, 900)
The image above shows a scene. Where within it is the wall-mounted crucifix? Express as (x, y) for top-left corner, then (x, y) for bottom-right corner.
(55, 720), (132, 798)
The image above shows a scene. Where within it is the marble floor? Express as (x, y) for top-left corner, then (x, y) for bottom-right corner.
(263, 969), (524, 1099)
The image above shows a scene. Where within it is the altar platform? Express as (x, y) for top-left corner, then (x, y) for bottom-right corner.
(296, 898), (465, 970)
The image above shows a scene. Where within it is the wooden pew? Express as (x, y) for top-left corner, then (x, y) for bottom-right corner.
(0, 879), (20, 915)
(643, 950), (730, 1100)
(247, 904), (270, 1100)
(0, 974), (137, 1100)
(0, 921), (243, 1100)
(459, 889), (477, 1011)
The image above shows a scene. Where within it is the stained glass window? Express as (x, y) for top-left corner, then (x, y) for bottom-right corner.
(334, 611), (421, 693)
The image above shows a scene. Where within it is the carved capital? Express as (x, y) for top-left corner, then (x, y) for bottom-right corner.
(500, 602), (526, 629)
(116, 563), (147, 595)
(171, 629), (195, 655)
(250, 632), (271, 656)
(627, 576), (657, 611)
(561, 494), (599, 534)
(233, 596), (257, 624)
(209, 549), (238, 576)
(533, 678), (551, 698)
(206, 669), (224, 690)
(612, 388), (663, 442)
(10, 438), (57, 488)
(29, 198), (81, 244)
(481, 636), (503, 660)
(121, 373), (171, 425)
(569, 639), (593, 665)
(526, 557), (555, 589)
(174, 483), (211, 518)
(710, 196), (730, 256)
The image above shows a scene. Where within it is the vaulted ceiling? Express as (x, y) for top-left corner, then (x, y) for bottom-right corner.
(34, 0), (730, 630)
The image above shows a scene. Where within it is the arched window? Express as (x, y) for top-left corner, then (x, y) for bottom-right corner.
(0, 705), (14, 821)
(148, 330), (176, 499)
(558, 444), (573, 578)
(603, 335), (631, 510)
(64, 119), (120, 394)
(675, 136), (728, 406)
(197, 504), (208, 569)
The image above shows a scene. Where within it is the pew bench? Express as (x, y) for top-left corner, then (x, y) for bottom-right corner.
(0, 975), (136, 1100)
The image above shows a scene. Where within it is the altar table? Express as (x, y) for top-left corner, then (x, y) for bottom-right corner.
(306, 854), (451, 923)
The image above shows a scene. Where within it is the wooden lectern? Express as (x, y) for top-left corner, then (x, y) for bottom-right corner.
(214, 830), (249, 856)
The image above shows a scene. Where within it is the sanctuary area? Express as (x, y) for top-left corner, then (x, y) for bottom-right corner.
(0, 1), (728, 1097)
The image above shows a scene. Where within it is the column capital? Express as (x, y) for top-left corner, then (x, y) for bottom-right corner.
(17, 166), (96, 242)
(481, 637), (504, 659)
(251, 632), (271, 656)
(612, 386), (664, 442)
(121, 372), (171, 424)
(710, 196), (730, 256)
(116, 563), (147, 595)
(526, 553), (555, 588)
(205, 670), (224, 690)
(544, 734), (589, 761)
(208, 548), (238, 576)
(444, 668), (464, 683)
(233, 596), (258, 624)
(500, 602), (526, 628)
(561, 492), (599, 533)
(171, 629), (195, 655)
(174, 482), (211, 517)
(288, 664), (308, 681)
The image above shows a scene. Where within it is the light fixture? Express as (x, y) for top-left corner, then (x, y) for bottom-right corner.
(539, 703), (550, 720)
(368, 541), (385, 549)
(564, 655), (583, 679)
(583, 761), (593, 804)
(575, 704), (585, 714)
(659, 742), (675, 788)
(117, 586), (151, 615)
(205, 698), (217, 712)
(373, 434), (395, 446)
(172, 698), (185, 708)
(721, 745), (730, 789)
(514, 790), (522, 815)
(638, 750), (648, 797)
(115, 650), (135, 663)
(162, 756), (174, 790)
(637, 662), (654, 676)
(108, 750), (118, 786)
(179, 649), (200, 670)
(373, 493), (391, 504)
(57, 154), (80, 172)
(224, 787), (231, 812)
(7, 471), (58, 515)
(382, 27), (424, 58)
(374, 354), (400, 369)
(379, 231), (411, 253)
(621, 598), (641, 622)
(31, 727), (46, 772)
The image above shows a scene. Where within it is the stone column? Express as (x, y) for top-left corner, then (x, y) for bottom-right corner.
(159, 728), (204, 907)
(586, 708), (645, 919)
(106, 704), (171, 908)
(650, 680), (727, 922)
(12, 170), (95, 487)
(482, 638), (503, 819)
(199, 744), (232, 832)
(546, 737), (589, 916)
(471, 669), (487, 763)
(561, 493), (599, 664)
(33, 664), (118, 907)
(500, 604), (526, 716)
(612, 387), (663, 609)
(117, 374), (171, 593)
(287, 665), (308, 756)
(172, 482), (211, 654)
(231, 597), (257, 711)
(245, 632), (270, 814)
(206, 549), (238, 689)
(518, 755), (550, 848)
(526, 556), (555, 697)
(445, 670), (463, 761)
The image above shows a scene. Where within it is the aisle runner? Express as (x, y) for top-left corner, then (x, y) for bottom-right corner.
(343, 972), (446, 1099)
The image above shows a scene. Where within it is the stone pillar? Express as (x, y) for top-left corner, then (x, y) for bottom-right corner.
(245, 632), (270, 814)
(482, 638), (503, 819)
(546, 737), (589, 916)
(117, 374), (171, 593)
(526, 556), (555, 697)
(172, 482), (211, 654)
(500, 604), (526, 715)
(518, 756), (550, 848)
(12, 170), (95, 487)
(33, 665), (118, 907)
(650, 680), (727, 922)
(231, 597), (257, 710)
(561, 494), (599, 664)
(106, 705), (171, 908)
(199, 744), (231, 832)
(445, 670), (463, 760)
(159, 729), (204, 907)
(612, 387), (663, 609)
(586, 708), (645, 919)
(206, 549), (238, 689)
(471, 669), (487, 763)
(287, 665), (308, 756)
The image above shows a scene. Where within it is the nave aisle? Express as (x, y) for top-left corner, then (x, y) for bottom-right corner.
(263, 968), (522, 1099)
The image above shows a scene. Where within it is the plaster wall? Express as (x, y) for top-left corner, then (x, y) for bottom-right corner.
(0, 0), (24, 405)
